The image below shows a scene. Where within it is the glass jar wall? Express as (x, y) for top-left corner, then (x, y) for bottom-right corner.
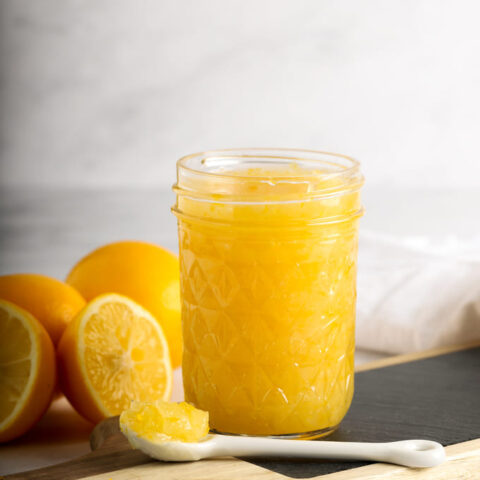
(172, 149), (364, 438)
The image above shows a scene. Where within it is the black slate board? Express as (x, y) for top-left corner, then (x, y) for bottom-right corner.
(247, 347), (480, 478)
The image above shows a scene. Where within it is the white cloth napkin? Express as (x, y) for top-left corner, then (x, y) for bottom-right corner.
(356, 230), (480, 354)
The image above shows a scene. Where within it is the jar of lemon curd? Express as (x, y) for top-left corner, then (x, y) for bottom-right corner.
(172, 149), (364, 438)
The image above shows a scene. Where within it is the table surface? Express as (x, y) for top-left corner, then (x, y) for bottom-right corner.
(2, 186), (479, 475)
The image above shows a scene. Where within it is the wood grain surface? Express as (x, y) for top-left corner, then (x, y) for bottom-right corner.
(4, 342), (480, 480)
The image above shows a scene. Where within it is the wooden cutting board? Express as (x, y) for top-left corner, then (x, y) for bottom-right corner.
(5, 343), (480, 480)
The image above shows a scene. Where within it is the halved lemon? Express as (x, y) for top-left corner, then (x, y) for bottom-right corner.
(57, 293), (172, 424)
(0, 300), (56, 442)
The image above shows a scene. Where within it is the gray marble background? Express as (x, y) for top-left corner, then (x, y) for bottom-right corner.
(1, 0), (480, 190)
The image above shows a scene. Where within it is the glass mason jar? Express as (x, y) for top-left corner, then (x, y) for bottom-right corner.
(172, 149), (364, 438)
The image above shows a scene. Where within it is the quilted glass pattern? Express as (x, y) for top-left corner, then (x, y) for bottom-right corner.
(178, 221), (358, 436)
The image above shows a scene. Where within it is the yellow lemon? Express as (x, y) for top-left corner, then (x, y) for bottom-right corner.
(0, 273), (86, 345)
(57, 293), (172, 424)
(0, 300), (56, 442)
(66, 241), (182, 367)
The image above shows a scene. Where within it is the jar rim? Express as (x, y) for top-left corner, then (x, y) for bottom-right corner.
(177, 148), (361, 181)
(173, 148), (364, 227)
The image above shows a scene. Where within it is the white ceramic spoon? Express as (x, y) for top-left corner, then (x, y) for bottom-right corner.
(122, 427), (446, 468)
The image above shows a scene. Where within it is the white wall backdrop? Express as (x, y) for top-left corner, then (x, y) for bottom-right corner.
(1, 0), (479, 189)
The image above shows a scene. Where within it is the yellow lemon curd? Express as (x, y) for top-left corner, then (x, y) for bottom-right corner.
(120, 401), (209, 443)
(173, 150), (363, 437)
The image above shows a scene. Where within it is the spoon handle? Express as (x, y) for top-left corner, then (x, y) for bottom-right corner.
(209, 436), (445, 468)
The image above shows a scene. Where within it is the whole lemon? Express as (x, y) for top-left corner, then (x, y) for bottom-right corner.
(66, 241), (182, 367)
(0, 273), (86, 345)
